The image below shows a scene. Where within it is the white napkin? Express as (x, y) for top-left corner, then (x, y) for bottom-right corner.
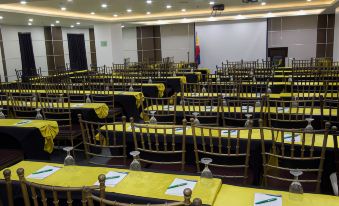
(254, 193), (282, 206)
(221, 130), (238, 136)
(27, 165), (61, 180)
(94, 171), (128, 187)
(283, 133), (301, 143)
(14, 120), (32, 126)
(165, 178), (197, 196)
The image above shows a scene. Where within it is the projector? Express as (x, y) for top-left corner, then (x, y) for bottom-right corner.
(212, 4), (224, 11)
(242, 0), (259, 3)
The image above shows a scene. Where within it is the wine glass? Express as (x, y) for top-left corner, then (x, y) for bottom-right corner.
(288, 75), (293, 82)
(0, 108), (5, 119)
(129, 151), (141, 171)
(216, 76), (221, 82)
(129, 85), (134, 92)
(32, 93), (37, 101)
(289, 169), (304, 194)
(292, 96), (299, 107)
(180, 99), (185, 106)
(35, 108), (43, 120)
(305, 118), (314, 132)
(148, 78), (153, 83)
(222, 94), (228, 106)
(201, 158), (213, 178)
(149, 111), (157, 124)
(173, 71), (176, 77)
(255, 100), (261, 107)
(105, 85), (110, 91)
(267, 85), (272, 94)
(192, 112), (200, 125)
(201, 85), (207, 93)
(252, 76), (257, 82)
(230, 76), (233, 81)
(63, 147), (75, 166)
(244, 114), (252, 127)
(158, 71), (161, 77)
(58, 94), (63, 102)
(85, 94), (91, 103)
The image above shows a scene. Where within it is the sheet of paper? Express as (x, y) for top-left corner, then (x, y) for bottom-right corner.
(254, 193), (282, 206)
(94, 171), (128, 187)
(174, 126), (191, 134)
(163, 105), (174, 111)
(242, 106), (254, 113)
(221, 130), (238, 136)
(204, 106), (216, 112)
(26, 165), (61, 180)
(165, 178), (197, 196)
(277, 107), (289, 113)
(14, 120), (32, 126)
(283, 133), (301, 143)
(71, 103), (84, 108)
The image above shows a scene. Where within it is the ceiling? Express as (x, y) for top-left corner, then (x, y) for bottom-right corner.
(0, 0), (336, 27)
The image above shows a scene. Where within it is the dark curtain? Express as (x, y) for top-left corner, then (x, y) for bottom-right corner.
(67, 34), (88, 71)
(18, 33), (37, 80)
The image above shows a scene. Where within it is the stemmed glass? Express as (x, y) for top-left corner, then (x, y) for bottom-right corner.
(148, 78), (153, 84)
(292, 96), (299, 107)
(201, 158), (213, 178)
(288, 75), (293, 82)
(230, 76), (233, 81)
(105, 85), (110, 91)
(158, 71), (161, 77)
(129, 85), (134, 92)
(267, 85), (272, 94)
(289, 169), (304, 194)
(58, 94), (63, 103)
(85, 94), (91, 103)
(173, 71), (176, 77)
(129, 151), (141, 171)
(35, 108), (43, 120)
(255, 100), (261, 107)
(180, 99), (185, 106)
(201, 85), (207, 93)
(222, 94), (228, 106)
(63, 147), (75, 166)
(216, 76), (221, 83)
(0, 108), (5, 119)
(149, 111), (157, 124)
(244, 114), (252, 127)
(305, 118), (314, 132)
(192, 112), (200, 125)
(252, 76), (257, 82)
(32, 93), (37, 101)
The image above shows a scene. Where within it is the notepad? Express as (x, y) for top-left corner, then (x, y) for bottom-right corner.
(94, 171), (128, 187)
(27, 165), (61, 180)
(71, 104), (84, 108)
(204, 106), (216, 112)
(284, 133), (301, 143)
(163, 105), (174, 111)
(14, 120), (32, 126)
(277, 107), (289, 113)
(221, 130), (238, 136)
(165, 178), (197, 196)
(174, 126), (191, 133)
(242, 106), (254, 112)
(254, 193), (282, 206)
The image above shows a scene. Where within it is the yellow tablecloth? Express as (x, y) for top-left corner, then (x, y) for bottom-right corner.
(167, 76), (187, 84)
(0, 119), (59, 153)
(214, 184), (339, 206)
(0, 161), (221, 205)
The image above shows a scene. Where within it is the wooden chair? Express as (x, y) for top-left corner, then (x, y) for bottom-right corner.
(259, 123), (331, 193)
(330, 126), (339, 196)
(40, 95), (82, 153)
(130, 117), (187, 171)
(320, 96), (339, 129)
(14, 168), (99, 206)
(0, 94), (9, 118)
(10, 94), (38, 119)
(78, 114), (128, 167)
(67, 83), (87, 103)
(191, 120), (253, 185)
(267, 97), (315, 129)
(142, 95), (177, 125)
(181, 97), (220, 126)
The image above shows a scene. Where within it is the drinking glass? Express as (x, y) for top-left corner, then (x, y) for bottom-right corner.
(201, 86), (207, 93)
(289, 169), (304, 194)
(201, 158), (213, 178)
(0, 108), (5, 119)
(158, 71), (161, 77)
(222, 94), (228, 106)
(288, 76), (293, 82)
(35, 108), (43, 120)
(292, 96), (299, 107)
(149, 111), (157, 124)
(173, 71), (176, 77)
(230, 76), (233, 81)
(305, 118), (314, 132)
(129, 85), (134, 92)
(85, 94), (91, 103)
(148, 78), (153, 83)
(192, 112), (200, 125)
(180, 99), (185, 106)
(252, 76), (256, 82)
(216, 77), (221, 82)
(267, 86), (272, 94)
(244, 114), (252, 127)
(255, 100), (261, 107)
(63, 147), (75, 166)
(58, 94), (63, 102)
(32, 93), (37, 102)
(129, 151), (141, 171)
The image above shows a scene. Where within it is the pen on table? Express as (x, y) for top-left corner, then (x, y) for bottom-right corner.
(105, 176), (120, 180)
(32, 169), (53, 175)
(265, 194), (282, 197)
(168, 183), (188, 189)
(255, 198), (277, 205)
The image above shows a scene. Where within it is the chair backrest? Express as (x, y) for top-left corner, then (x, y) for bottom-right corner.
(259, 123), (331, 193)
(78, 114), (127, 167)
(15, 168), (99, 206)
(267, 97), (314, 129)
(10, 94), (38, 119)
(130, 117), (187, 171)
(0, 94), (9, 117)
(3, 169), (14, 206)
(182, 96), (220, 126)
(320, 96), (339, 129)
(332, 126), (339, 193)
(191, 121), (253, 185)
(66, 83), (87, 103)
(142, 95), (177, 124)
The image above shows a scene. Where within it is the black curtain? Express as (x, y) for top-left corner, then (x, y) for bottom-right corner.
(18, 33), (37, 80)
(67, 34), (88, 71)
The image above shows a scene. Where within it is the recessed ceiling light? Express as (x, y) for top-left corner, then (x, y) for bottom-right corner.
(101, 4), (107, 8)
(76, 22), (80, 25)
(70, 25), (74, 28)
(146, 0), (152, 4)
(307, 0), (312, 1)
(127, 9), (132, 12)
(209, 1), (215, 5)
(90, 12), (95, 15)
(28, 23), (32, 26)
(0, 16), (3, 20)
(61, 7), (66, 11)
(20, 1), (27, 5)
(113, 14), (118, 17)
(56, 20), (60, 24)
(121, 25), (125, 28)
(146, 11), (151, 15)
(166, 5), (172, 9)
(67, 0), (73, 2)
(261, 2), (266, 6)
(28, 18), (33, 22)
(51, 24), (55, 27)
(181, 9), (186, 12)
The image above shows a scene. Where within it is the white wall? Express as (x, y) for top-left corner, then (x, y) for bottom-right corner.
(333, 8), (339, 61)
(0, 47), (4, 82)
(122, 27), (138, 62)
(195, 19), (267, 71)
(0, 25), (48, 81)
(62, 28), (91, 69)
(160, 23), (195, 62)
